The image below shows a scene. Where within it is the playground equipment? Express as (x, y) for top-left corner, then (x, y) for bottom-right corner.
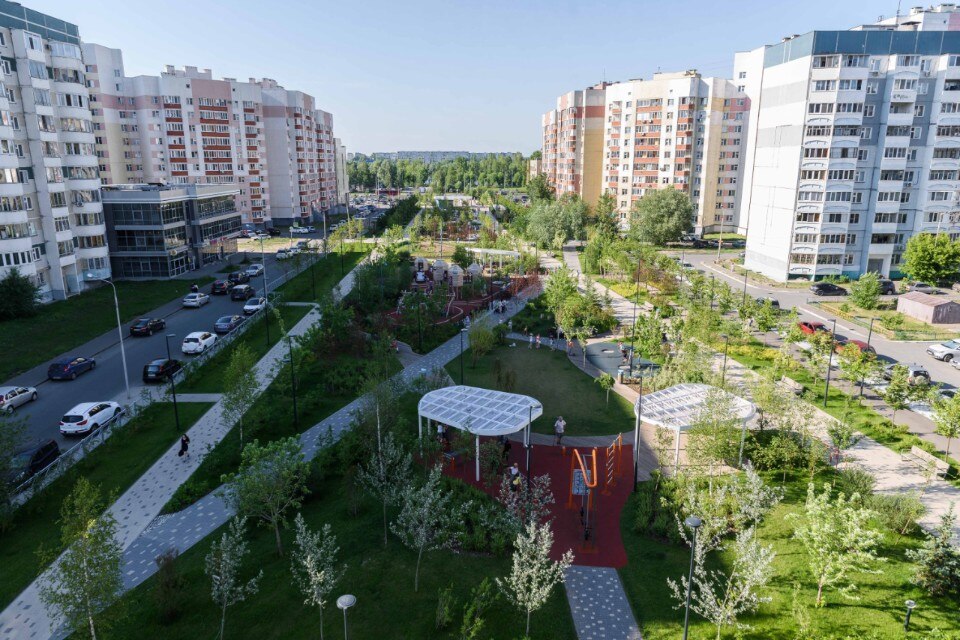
(466, 262), (483, 279)
(432, 259), (448, 281)
(567, 447), (599, 553)
(414, 256), (429, 272)
(602, 435), (624, 496)
(449, 264), (464, 287)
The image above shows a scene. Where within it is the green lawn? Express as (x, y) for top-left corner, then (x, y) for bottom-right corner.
(177, 304), (311, 394)
(620, 471), (960, 639)
(272, 246), (369, 304)
(98, 472), (577, 640)
(0, 278), (213, 382)
(448, 344), (634, 437)
(0, 402), (211, 610)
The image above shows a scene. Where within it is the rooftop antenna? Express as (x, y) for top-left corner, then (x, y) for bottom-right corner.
(896, 0), (902, 23)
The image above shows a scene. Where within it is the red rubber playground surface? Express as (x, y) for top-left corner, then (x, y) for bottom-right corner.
(443, 437), (633, 568)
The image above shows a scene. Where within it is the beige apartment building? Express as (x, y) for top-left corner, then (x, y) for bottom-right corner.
(540, 83), (608, 207)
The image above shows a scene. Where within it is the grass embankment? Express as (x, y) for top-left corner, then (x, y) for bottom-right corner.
(177, 304), (311, 394)
(620, 471), (960, 639)
(0, 403), (211, 610)
(0, 278), (213, 382)
(450, 343), (634, 437)
(272, 245), (369, 303)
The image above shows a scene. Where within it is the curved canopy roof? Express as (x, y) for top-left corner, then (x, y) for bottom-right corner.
(418, 386), (542, 436)
(634, 383), (755, 433)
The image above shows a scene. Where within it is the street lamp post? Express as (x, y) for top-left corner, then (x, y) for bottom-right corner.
(904, 600), (916, 631)
(631, 251), (641, 347)
(720, 334), (730, 386)
(859, 316), (876, 398)
(741, 265), (749, 308)
(286, 334), (299, 429)
(259, 237), (270, 348)
(459, 327), (467, 384)
(339, 234), (344, 276)
(164, 333), (182, 433)
(823, 318), (837, 407)
(682, 516), (702, 640)
(337, 594), (356, 640)
(525, 404), (538, 485)
(87, 274), (130, 400)
(633, 375), (643, 491)
(709, 274), (715, 311)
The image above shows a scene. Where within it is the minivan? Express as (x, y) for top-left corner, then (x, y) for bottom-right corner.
(230, 284), (255, 301)
(7, 440), (60, 486)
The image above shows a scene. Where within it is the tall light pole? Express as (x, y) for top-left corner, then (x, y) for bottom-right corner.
(633, 376), (643, 491)
(859, 317), (876, 398)
(259, 236), (270, 348)
(823, 318), (837, 407)
(337, 594), (356, 640)
(631, 251), (641, 348)
(720, 334), (730, 386)
(164, 333), (181, 433)
(682, 516), (702, 640)
(709, 274), (715, 311)
(87, 274), (130, 400)
(741, 265), (749, 308)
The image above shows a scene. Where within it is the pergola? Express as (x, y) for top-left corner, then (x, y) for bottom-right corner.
(466, 247), (520, 271)
(633, 383), (755, 470)
(418, 385), (542, 481)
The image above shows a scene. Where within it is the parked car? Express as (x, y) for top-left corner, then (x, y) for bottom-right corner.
(59, 401), (123, 436)
(230, 284), (255, 301)
(909, 282), (939, 294)
(210, 280), (231, 295)
(243, 297), (266, 315)
(883, 363), (931, 384)
(182, 292), (211, 308)
(129, 317), (166, 336)
(755, 296), (780, 310)
(228, 271), (250, 285)
(267, 227), (281, 237)
(142, 358), (182, 383)
(290, 226), (312, 235)
(835, 339), (875, 355)
(276, 248), (291, 260)
(0, 386), (37, 413)
(927, 340), (960, 362)
(879, 279), (898, 295)
(214, 315), (245, 334)
(6, 439), (60, 486)
(245, 263), (264, 277)
(797, 321), (828, 335)
(181, 331), (217, 354)
(240, 229), (258, 239)
(910, 387), (957, 419)
(47, 356), (96, 380)
(810, 282), (847, 296)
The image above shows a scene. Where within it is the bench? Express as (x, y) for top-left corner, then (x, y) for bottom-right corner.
(777, 376), (805, 396)
(901, 445), (950, 478)
(442, 449), (467, 471)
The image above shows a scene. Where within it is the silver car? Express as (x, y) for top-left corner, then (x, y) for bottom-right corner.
(182, 292), (210, 308)
(0, 386), (37, 413)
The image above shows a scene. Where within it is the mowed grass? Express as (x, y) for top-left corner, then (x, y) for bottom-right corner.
(0, 402), (211, 610)
(272, 245), (369, 304)
(0, 278), (213, 382)
(620, 471), (960, 639)
(176, 304), (311, 394)
(98, 472), (577, 640)
(449, 344), (634, 437)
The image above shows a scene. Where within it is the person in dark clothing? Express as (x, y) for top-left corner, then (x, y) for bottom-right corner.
(190, 283), (199, 294)
(499, 435), (512, 462)
(178, 434), (190, 458)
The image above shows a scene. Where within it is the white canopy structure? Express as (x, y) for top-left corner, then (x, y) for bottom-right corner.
(633, 383), (755, 469)
(418, 385), (542, 480)
(466, 247), (520, 271)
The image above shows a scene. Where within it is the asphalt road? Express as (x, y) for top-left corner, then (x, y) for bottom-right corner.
(682, 252), (960, 391)
(5, 244), (320, 451)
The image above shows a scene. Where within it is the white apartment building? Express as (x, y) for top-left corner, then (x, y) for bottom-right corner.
(600, 71), (745, 233)
(737, 3), (960, 281)
(0, 2), (108, 300)
(334, 137), (349, 210)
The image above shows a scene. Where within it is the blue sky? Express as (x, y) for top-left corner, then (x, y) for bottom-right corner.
(36, 0), (899, 153)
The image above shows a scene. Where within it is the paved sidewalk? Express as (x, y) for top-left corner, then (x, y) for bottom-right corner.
(0, 266), (361, 640)
(175, 393), (223, 403)
(565, 565), (642, 640)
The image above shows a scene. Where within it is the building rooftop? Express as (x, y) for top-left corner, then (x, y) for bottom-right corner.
(101, 183), (240, 201)
(898, 291), (960, 307)
(0, 0), (80, 44)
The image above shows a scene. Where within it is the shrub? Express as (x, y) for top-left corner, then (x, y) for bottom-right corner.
(880, 313), (905, 330)
(835, 467), (876, 499)
(436, 583), (456, 630)
(633, 483), (657, 532)
(154, 549), (185, 624)
(869, 493), (924, 536)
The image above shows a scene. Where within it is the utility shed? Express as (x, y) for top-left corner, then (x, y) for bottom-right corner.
(897, 291), (960, 324)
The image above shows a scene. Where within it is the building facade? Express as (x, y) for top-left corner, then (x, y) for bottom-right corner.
(0, 1), (109, 300)
(737, 3), (960, 281)
(334, 137), (348, 211)
(540, 84), (607, 208)
(101, 183), (241, 278)
(82, 45), (342, 229)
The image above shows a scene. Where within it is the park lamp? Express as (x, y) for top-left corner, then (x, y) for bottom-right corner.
(337, 594), (357, 639)
(904, 600), (916, 631)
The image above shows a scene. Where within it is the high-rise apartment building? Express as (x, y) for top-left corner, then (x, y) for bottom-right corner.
(334, 137), (348, 210)
(0, 1), (109, 301)
(737, 3), (960, 281)
(82, 45), (341, 228)
(540, 84), (607, 207)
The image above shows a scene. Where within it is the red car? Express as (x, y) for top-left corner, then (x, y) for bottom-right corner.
(797, 321), (827, 335)
(210, 280), (230, 295)
(835, 339), (875, 355)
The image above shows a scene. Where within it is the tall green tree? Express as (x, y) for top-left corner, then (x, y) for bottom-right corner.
(849, 272), (882, 310)
(902, 233), (960, 284)
(628, 187), (693, 246)
(205, 517), (262, 640)
(290, 514), (345, 640)
(221, 344), (259, 448)
(881, 364), (913, 421)
(526, 174), (554, 201)
(0, 267), (40, 320)
(932, 389), (960, 464)
(592, 192), (620, 240)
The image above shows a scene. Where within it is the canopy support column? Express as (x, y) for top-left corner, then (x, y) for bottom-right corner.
(475, 435), (480, 482)
(674, 429), (681, 473)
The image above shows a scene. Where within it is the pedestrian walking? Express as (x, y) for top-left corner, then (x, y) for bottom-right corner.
(178, 434), (191, 459)
(508, 319), (513, 333)
(536, 334), (541, 349)
(554, 416), (566, 446)
(528, 334), (534, 349)
(509, 463), (521, 492)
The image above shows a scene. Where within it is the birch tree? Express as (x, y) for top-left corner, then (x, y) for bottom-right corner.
(205, 517), (262, 640)
(221, 343), (259, 449)
(392, 465), (466, 592)
(933, 389), (960, 464)
(497, 473), (555, 532)
(222, 437), (310, 556)
(38, 478), (124, 640)
(497, 521), (574, 636)
(788, 482), (885, 606)
(357, 430), (412, 546)
(290, 514), (345, 640)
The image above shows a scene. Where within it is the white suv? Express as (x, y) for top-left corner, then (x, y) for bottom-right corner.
(59, 402), (123, 436)
(927, 340), (960, 362)
(181, 331), (217, 354)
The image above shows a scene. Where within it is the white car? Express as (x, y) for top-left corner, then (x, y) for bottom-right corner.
(245, 263), (264, 277)
(59, 401), (123, 436)
(243, 297), (267, 315)
(276, 248), (292, 260)
(181, 331), (217, 354)
(0, 386), (37, 413)
(927, 340), (960, 363)
(291, 226), (316, 235)
(182, 292), (210, 308)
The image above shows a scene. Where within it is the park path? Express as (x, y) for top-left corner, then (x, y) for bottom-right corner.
(0, 265), (366, 640)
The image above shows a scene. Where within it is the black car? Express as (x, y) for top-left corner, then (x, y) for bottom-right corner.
(211, 279), (231, 295)
(228, 271), (250, 285)
(214, 314), (245, 334)
(810, 282), (847, 296)
(230, 284), (255, 301)
(267, 227), (281, 237)
(878, 279), (897, 295)
(6, 440), (60, 487)
(755, 296), (780, 310)
(142, 358), (182, 383)
(129, 317), (166, 337)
